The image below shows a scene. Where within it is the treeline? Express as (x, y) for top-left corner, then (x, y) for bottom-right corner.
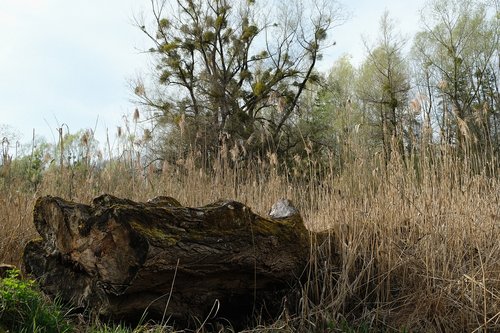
(129, 0), (499, 172)
(0, 0), (498, 187)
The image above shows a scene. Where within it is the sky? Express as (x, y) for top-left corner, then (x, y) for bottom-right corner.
(0, 0), (427, 150)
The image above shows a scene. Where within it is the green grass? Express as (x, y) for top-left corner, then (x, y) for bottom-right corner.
(0, 269), (73, 332)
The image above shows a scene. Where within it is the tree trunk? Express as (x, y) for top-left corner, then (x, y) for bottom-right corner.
(23, 194), (309, 327)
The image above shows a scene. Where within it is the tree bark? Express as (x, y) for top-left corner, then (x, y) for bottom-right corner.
(23, 194), (309, 326)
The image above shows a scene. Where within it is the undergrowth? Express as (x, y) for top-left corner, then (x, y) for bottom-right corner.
(0, 269), (72, 332)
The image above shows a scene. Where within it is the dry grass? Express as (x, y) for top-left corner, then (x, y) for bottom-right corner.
(0, 139), (499, 332)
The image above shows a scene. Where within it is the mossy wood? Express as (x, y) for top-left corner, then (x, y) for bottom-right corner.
(23, 194), (309, 325)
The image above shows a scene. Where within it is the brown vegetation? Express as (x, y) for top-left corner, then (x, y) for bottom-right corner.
(0, 139), (499, 331)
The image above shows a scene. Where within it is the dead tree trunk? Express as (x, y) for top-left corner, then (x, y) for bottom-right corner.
(23, 194), (309, 326)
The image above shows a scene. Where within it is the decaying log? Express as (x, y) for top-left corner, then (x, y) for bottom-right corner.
(23, 194), (309, 326)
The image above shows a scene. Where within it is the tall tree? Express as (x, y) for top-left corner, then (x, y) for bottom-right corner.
(357, 11), (412, 164)
(134, 0), (343, 164)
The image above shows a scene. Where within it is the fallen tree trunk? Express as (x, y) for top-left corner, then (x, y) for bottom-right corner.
(23, 194), (309, 326)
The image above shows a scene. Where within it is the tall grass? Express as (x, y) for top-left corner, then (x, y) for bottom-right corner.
(0, 133), (498, 332)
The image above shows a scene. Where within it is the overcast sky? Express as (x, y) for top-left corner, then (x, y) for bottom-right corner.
(0, 0), (427, 148)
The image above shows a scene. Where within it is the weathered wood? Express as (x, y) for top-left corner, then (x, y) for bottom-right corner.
(23, 194), (309, 326)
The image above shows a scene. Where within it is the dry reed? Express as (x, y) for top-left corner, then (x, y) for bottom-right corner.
(0, 134), (498, 332)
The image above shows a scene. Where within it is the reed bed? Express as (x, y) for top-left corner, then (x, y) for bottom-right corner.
(0, 138), (498, 332)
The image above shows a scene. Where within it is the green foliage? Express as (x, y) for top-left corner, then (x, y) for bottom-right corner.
(160, 42), (178, 53)
(288, 55), (366, 171)
(0, 138), (51, 191)
(159, 70), (172, 84)
(56, 129), (98, 168)
(241, 24), (258, 40)
(9, 148), (45, 189)
(252, 81), (265, 96)
(158, 18), (170, 28)
(214, 15), (226, 29)
(0, 269), (73, 332)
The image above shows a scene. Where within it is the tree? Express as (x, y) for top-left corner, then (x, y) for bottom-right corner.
(54, 129), (98, 169)
(412, 0), (500, 159)
(134, 0), (343, 164)
(357, 11), (413, 164)
(293, 55), (363, 170)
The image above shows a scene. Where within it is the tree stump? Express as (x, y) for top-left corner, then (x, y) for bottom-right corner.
(23, 194), (309, 326)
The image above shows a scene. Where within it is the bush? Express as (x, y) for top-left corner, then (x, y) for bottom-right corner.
(0, 269), (73, 332)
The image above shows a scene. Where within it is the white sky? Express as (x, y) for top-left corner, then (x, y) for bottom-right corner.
(0, 0), (427, 148)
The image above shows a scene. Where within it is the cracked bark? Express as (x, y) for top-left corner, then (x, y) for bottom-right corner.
(23, 194), (309, 326)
